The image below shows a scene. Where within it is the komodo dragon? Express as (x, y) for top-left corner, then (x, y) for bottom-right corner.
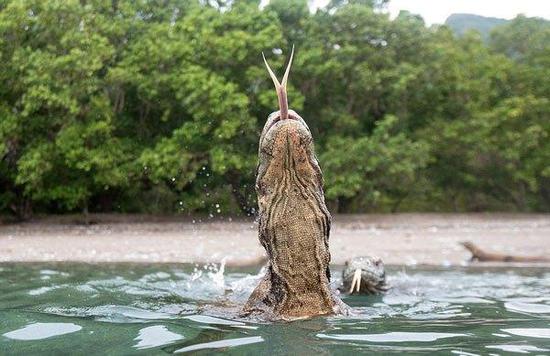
(341, 256), (389, 295)
(241, 47), (350, 320)
(461, 241), (550, 263)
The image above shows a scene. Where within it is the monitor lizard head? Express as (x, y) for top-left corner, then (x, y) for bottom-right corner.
(342, 256), (389, 295)
(256, 46), (323, 198)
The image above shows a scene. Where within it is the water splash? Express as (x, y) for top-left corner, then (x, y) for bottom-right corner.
(1, 264), (549, 355)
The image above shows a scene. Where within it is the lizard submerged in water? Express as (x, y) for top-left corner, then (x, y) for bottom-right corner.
(341, 256), (389, 295)
(242, 47), (350, 320)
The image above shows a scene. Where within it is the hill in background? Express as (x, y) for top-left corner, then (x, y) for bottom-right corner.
(445, 13), (508, 39)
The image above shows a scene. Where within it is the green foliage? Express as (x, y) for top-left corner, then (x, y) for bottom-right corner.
(322, 115), (430, 212)
(0, 0), (548, 217)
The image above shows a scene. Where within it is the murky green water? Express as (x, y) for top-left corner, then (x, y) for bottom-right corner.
(1, 263), (549, 355)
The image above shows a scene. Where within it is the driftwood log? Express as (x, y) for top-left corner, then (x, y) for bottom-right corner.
(461, 241), (550, 263)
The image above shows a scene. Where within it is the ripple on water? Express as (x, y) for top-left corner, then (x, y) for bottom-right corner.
(504, 301), (550, 314)
(183, 315), (258, 330)
(316, 332), (468, 343)
(501, 328), (550, 339)
(486, 344), (550, 354)
(28, 285), (62, 296)
(39, 269), (69, 277)
(44, 305), (177, 323)
(2, 323), (82, 340)
(2, 264), (549, 355)
(183, 315), (245, 326)
(173, 336), (265, 353)
(433, 297), (494, 304)
(450, 350), (481, 356)
(133, 325), (183, 350)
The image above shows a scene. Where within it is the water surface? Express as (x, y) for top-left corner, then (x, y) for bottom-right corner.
(1, 263), (549, 354)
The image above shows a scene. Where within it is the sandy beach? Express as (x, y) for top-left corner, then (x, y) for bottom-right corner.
(1, 213), (549, 267)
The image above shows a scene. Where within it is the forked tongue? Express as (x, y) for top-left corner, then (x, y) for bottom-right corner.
(262, 45), (294, 120)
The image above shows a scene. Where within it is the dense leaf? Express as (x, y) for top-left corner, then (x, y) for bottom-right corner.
(0, 0), (548, 217)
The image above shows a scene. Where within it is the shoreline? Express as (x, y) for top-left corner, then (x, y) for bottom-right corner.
(1, 213), (549, 267)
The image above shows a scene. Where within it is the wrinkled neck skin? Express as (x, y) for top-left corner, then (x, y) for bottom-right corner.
(243, 110), (347, 321)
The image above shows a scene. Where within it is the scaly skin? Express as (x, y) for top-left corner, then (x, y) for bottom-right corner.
(242, 49), (348, 320)
(242, 109), (348, 320)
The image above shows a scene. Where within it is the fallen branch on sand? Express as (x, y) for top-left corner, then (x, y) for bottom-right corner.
(461, 241), (550, 263)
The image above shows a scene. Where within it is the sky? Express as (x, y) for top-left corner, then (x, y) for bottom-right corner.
(308, 0), (550, 25)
